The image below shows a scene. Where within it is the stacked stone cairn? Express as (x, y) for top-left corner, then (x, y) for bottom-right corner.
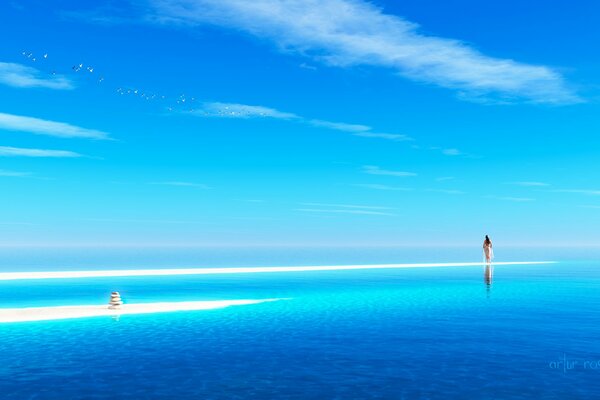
(108, 291), (123, 309)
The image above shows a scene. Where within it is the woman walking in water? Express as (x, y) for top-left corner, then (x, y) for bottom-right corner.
(483, 235), (493, 263)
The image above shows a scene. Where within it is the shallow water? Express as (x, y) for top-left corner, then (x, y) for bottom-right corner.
(0, 248), (599, 399)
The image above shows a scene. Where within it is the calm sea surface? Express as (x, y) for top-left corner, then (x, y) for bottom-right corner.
(0, 246), (599, 399)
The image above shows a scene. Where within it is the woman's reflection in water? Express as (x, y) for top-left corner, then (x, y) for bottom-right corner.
(484, 263), (493, 296)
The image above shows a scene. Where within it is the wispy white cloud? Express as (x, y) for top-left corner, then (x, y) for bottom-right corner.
(299, 62), (317, 71)
(193, 101), (412, 143)
(308, 119), (370, 132)
(436, 176), (455, 182)
(429, 146), (464, 156)
(487, 195), (535, 202)
(296, 201), (395, 216)
(509, 181), (550, 187)
(362, 165), (416, 177)
(442, 148), (461, 156)
(0, 169), (30, 177)
(553, 189), (600, 195)
(84, 218), (204, 224)
(61, 4), (141, 25)
(0, 146), (82, 158)
(0, 62), (74, 90)
(150, 0), (580, 104)
(0, 112), (111, 140)
(427, 189), (464, 195)
(427, 146), (468, 158)
(353, 183), (412, 191)
(150, 181), (211, 188)
(300, 202), (392, 210)
(353, 132), (412, 142)
(197, 102), (299, 119)
(295, 208), (395, 216)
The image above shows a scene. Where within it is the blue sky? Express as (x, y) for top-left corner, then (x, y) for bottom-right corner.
(1, 0), (599, 247)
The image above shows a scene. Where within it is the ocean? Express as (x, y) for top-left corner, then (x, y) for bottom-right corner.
(0, 246), (599, 399)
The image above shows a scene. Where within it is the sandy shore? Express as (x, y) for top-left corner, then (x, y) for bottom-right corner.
(0, 298), (285, 323)
(0, 261), (555, 281)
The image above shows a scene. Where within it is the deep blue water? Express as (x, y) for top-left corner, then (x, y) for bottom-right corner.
(1, 247), (600, 399)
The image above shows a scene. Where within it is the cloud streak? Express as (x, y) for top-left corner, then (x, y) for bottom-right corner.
(353, 183), (412, 191)
(442, 148), (461, 156)
(0, 146), (82, 158)
(0, 62), (74, 90)
(150, 181), (211, 188)
(510, 181), (550, 187)
(295, 208), (395, 216)
(487, 196), (535, 202)
(193, 102), (411, 142)
(296, 202), (396, 216)
(553, 189), (600, 196)
(362, 165), (416, 177)
(427, 189), (464, 195)
(300, 202), (392, 210)
(0, 169), (30, 177)
(198, 102), (299, 119)
(353, 132), (412, 142)
(308, 119), (370, 132)
(150, 0), (580, 104)
(0, 113), (111, 140)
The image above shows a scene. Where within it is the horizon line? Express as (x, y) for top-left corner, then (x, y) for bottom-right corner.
(0, 243), (598, 248)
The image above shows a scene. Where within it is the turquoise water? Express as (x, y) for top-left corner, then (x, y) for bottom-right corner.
(1, 247), (600, 399)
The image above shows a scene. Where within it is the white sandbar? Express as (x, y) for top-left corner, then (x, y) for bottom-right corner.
(0, 298), (284, 323)
(0, 261), (555, 281)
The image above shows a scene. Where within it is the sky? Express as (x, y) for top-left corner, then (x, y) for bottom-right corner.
(0, 0), (600, 247)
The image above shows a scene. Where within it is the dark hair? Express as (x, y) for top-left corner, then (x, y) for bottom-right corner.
(485, 235), (491, 243)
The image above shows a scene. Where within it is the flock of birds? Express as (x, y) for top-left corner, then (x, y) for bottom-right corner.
(19, 50), (251, 117)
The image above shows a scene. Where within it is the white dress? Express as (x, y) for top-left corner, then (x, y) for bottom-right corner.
(483, 243), (494, 262)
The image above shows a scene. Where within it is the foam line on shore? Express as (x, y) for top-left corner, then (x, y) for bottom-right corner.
(0, 298), (285, 323)
(0, 261), (555, 281)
